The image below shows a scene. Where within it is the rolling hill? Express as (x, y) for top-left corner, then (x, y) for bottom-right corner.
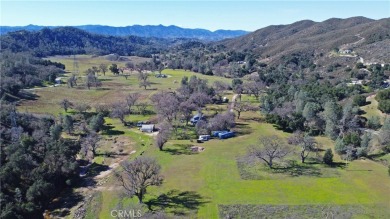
(0, 27), (190, 57)
(0, 24), (249, 41)
(218, 16), (390, 64)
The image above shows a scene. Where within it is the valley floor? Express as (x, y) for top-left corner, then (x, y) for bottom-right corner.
(18, 56), (390, 218)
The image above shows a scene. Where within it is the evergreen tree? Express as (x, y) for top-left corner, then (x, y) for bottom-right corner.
(63, 115), (74, 134)
(88, 113), (104, 132)
(334, 137), (346, 154)
(323, 149), (334, 165)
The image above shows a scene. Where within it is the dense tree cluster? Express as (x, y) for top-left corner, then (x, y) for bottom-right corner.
(0, 27), (174, 57)
(367, 64), (390, 89)
(376, 89), (390, 114)
(0, 103), (80, 218)
(0, 52), (65, 98)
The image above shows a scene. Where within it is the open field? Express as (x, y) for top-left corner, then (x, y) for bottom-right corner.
(78, 111), (390, 218)
(18, 55), (232, 116)
(45, 55), (151, 74)
(18, 55), (390, 218)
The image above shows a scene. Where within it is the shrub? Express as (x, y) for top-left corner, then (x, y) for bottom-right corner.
(376, 89), (390, 101)
(323, 149), (334, 165)
(378, 100), (390, 114)
(367, 116), (381, 130)
(356, 147), (367, 158)
(355, 63), (365, 69)
(334, 138), (346, 155)
(352, 95), (366, 106)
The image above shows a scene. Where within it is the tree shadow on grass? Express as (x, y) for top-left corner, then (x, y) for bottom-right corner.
(163, 144), (197, 155)
(85, 162), (110, 178)
(99, 78), (113, 82)
(240, 117), (264, 123)
(367, 152), (387, 160)
(47, 189), (84, 218)
(272, 161), (347, 177)
(146, 190), (209, 216)
(271, 163), (323, 177)
(234, 122), (252, 135)
(101, 124), (125, 136)
(96, 87), (110, 90)
(18, 90), (39, 100)
(329, 162), (347, 169)
(98, 151), (129, 158)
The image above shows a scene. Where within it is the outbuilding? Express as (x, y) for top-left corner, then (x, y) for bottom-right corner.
(140, 124), (155, 133)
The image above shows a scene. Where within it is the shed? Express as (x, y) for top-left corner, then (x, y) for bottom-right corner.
(140, 124), (155, 133)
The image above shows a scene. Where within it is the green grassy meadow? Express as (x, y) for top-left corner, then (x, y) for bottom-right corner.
(19, 55), (231, 116)
(20, 56), (390, 218)
(361, 94), (386, 123)
(90, 111), (390, 218)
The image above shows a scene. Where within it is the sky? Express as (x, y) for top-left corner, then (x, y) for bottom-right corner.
(1, 1), (389, 31)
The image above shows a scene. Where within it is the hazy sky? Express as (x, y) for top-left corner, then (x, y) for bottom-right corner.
(1, 1), (389, 31)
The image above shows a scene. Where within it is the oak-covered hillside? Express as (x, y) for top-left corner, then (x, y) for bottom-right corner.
(218, 17), (390, 63)
(0, 27), (191, 57)
(0, 24), (249, 41)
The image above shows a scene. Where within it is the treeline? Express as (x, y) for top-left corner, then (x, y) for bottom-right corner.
(0, 52), (65, 99)
(159, 47), (260, 77)
(0, 103), (80, 218)
(0, 27), (174, 57)
(254, 68), (390, 161)
(376, 89), (390, 113)
(157, 39), (326, 81)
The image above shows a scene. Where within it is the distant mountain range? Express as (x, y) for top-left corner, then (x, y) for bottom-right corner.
(0, 24), (249, 41)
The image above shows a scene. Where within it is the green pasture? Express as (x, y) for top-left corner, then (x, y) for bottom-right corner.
(85, 111), (390, 218)
(22, 55), (390, 218)
(19, 55), (232, 116)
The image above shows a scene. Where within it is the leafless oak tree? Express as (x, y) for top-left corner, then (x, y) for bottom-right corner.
(117, 157), (163, 203)
(138, 72), (151, 90)
(81, 131), (101, 158)
(288, 131), (317, 163)
(59, 98), (73, 112)
(126, 93), (141, 114)
(248, 136), (290, 168)
(110, 102), (129, 125)
(155, 121), (172, 151)
(233, 101), (258, 119)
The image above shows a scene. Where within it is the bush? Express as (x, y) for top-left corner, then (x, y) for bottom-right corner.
(376, 89), (390, 101)
(355, 63), (365, 69)
(367, 116), (382, 130)
(367, 116), (381, 130)
(323, 149), (334, 165)
(334, 138), (346, 155)
(378, 100), (390, 114)
(343, 132), (361, 147)
(352, 95), (366, 106)
(356, 147), (367, 158)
